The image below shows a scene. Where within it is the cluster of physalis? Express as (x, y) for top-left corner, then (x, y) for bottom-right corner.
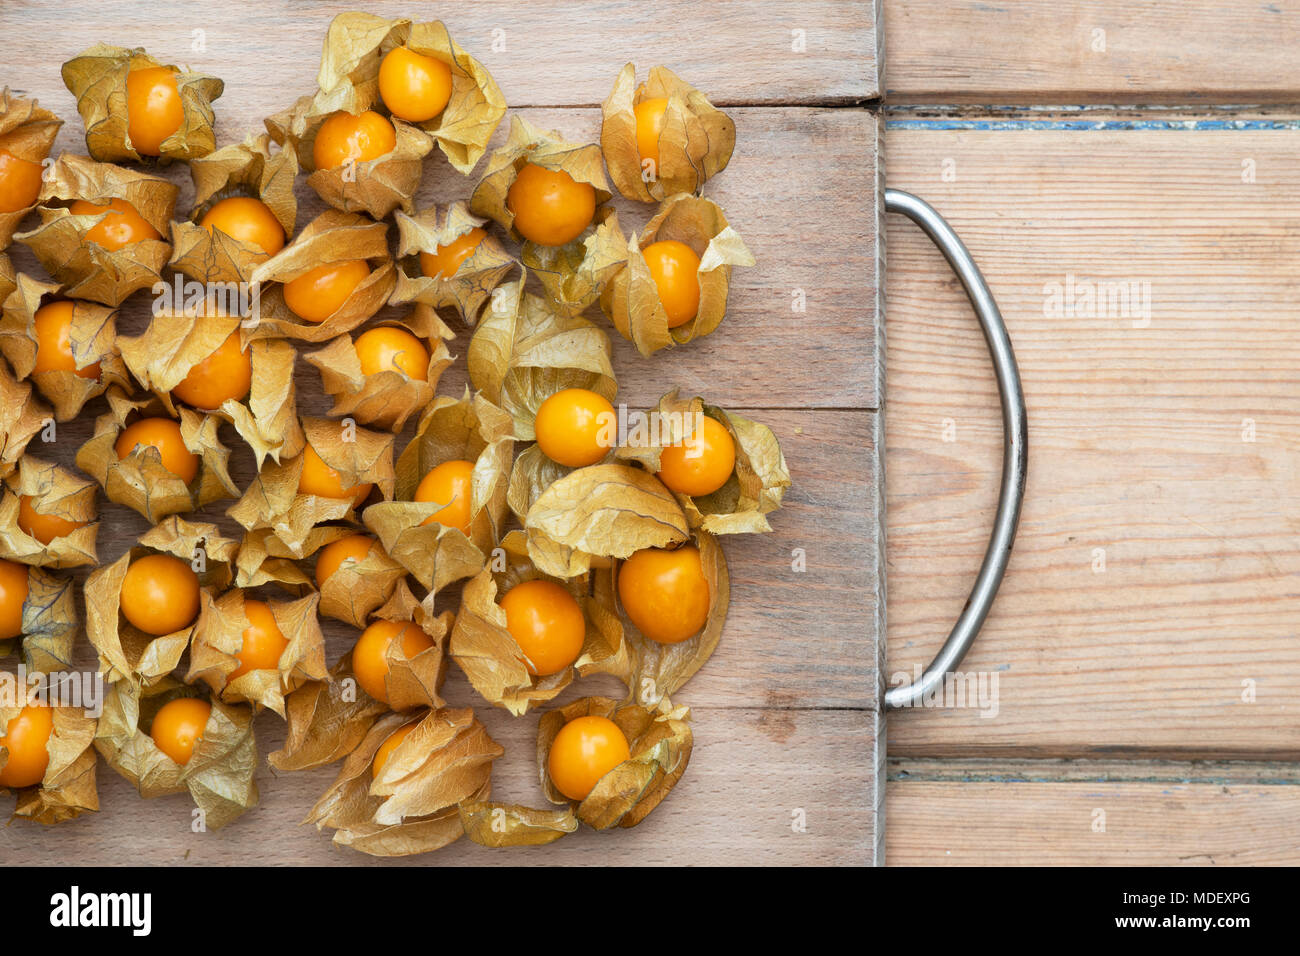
(0, 11), (788, 854)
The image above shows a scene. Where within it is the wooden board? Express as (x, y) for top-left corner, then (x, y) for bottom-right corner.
(0, 2), (886, 864)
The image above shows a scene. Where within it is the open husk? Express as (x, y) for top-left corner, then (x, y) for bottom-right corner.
(521, 208), (628, 318)
(118, 306), (305, 469)
(538, 696), (692, 829)
(188, 590), (328, 716)
(305, 706), (501, 857)
(450, 530), (622, 716)
(0, 359), (50, 482)
(169, 133), (298, 285)
(362, 390), (511, 593)
(600, 64), (736, 202)
(0, 566), (79, 673)
(245, 210), (397, 342)
(601, 193), (754, 356)
(340, 578), (453, 713)
(0, 457), (98, 569)
(0, 89), (62, 251)
(15, 153), (177, 306)
(0, 272), (130, 420)
(94, 679), (258, 829)
(0, 697), (98, 825)
(227, 416), (395, 556)
(267, 657), (388, 773)
(61, 44), (223, 163)
(75, 388), (239, 523)
(83, 516), (237, 686)
(391, 203), (515, 325)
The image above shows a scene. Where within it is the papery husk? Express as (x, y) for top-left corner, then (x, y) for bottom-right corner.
(16, 153), (177, 306)
(0, 272), (130, 420)
(304, 323), (452, 432)
(0, 89), (62, 251)
(538, 696), (692, 829)
(315, 12), (507, 174)
(93, 678), (258, 829)
(83, 516), (237, 686)
(61, 44), (223, 163)
(245, 210), (397, 342)
(305, 706), (501, 856)
(0, 253), (14, 302)
(0, 457), (98, 568)
(459, 799), (578, 847)
(169, 133), (298, 284)
(188, 590), (328, 717)
(0, 360), (50, 482)
(450, 530), (622, 716)
(521, 208), (628, 317)
(227, 416), (395, 555)
(600, 64), (736, 202)
(601, 193), (754, 356)
(523, 464), (689, 579)
(469, 115), (612, 243)
(75, 388), (239, 522)
(1, 700), (99, 825)
(267, 656), (388, 772)
(391, 203), (515, 325)
(618, 389), (790, 533)
(0, 567), (80, 673)
(353, 579), (453, 712)
(118, 307), (305, 469)
(266, 92), (432, 219)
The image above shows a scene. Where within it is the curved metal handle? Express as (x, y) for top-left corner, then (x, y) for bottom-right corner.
(883, 189), (1028, 711)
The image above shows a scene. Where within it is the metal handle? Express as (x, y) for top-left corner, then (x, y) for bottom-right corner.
(883, 189), (1028, 710)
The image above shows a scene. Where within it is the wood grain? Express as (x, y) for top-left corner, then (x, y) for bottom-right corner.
(885, 0), (1300, 104)
(883, 124), (1300, 758)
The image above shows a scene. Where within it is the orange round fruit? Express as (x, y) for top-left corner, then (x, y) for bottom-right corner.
(315, 534), (376, 588)
(200, 196), (285, 256)
(125, 66), (183, 156)
(534, 388), (616, 468)
(506, 163), (596, 247)
(313, 110), (396, 170)
(149, 697), (210, 766)
(419, 227), (485, 279)
(0, 703), (53, 788)
(120, 553), (201, 636)
(282, 259), (370, 324)
(18, 496), (87, 545)
(378, 47), (453, 123)
(0, 558), (29, 641)
(171, 331), (251, 409)
(617, 545), (710, 644)
(414, 459), (474, 534)
(656, 415), (736, 497)
(31, 301), (101, 379)
(371, 722), (416, 780)
(548, 715), (630, 802)
(351, 619), (434, 704)
(297, 444), (372, 508)
(499, 579), (585, 677)
(642, 239), (702, 328)
(355, 326), (429, 380)
(0, 149), (44, 214)
(115, 417), (198, 484)
(71, 198), (160, 251)
(228, 599), (288, 681)
(634, 96), (669, 168)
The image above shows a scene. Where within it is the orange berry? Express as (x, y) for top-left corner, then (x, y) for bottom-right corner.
(355, 326), (429, 380)
(0, 558), (29, 641)
(0, 149), (44, 214)
(71, 197), (160, 251)
(297, 444), (372, 508)
(0, 703), (53, 789)
(149, 697), (210, 766)
(200, 196), (285, 256)
(351, 619), (433, 704)
(227, 599), (288, 681)
(618, 545), (710, 644)
(283, 259), (370, 324)
(656, 415), (736, 497)
(119, 553), (200, 636)
(315, 534), (376, 588)
(32, 301), (101, 379)
(125, 66), (183, 156)
(171, 331), (251, 409)
(534, 388), (616, 468)
(633, 96), (669, 168)
(313, 110), (396, 170)
(419, 227), (485, 279)
(506, 163), (596, 247)
(378, 47), (453, 123)
(642, 239), (702, 328)
(115, 417), (198, 484)
(371, 722), (416, 779)
(414, 459), (474, 535)
(548, 715), (630, 802)
(17, 495), (87, 545)
(499, 579), (585, 677)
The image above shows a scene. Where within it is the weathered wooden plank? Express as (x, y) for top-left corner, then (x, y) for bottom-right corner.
(885, 0), (1300, 104)
(883, 125), (1300, 758)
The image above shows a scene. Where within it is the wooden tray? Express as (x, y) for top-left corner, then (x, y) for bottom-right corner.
(1, 0), (885, 865)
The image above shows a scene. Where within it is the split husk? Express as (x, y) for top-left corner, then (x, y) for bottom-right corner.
(169, 132), (298, 284)
(521, 208), (629, 318)
(75, 388), (239, 523)
(0, 566), (79, 673)
(305, 706), (501, 857)
(0, 696), (98, 825)
(61, 44), (223, 162)
(391, 202), (515, 325)
(94, 678), (258, 829)
(538, 696), (692, 829)
(601, 193), (754, 356)
(0, 457), (98, 568)
(246, 210), (397, 342)
(342, 578), (453, 713)
(0, 89), (62, 251)
(0, 272), (130, 420)
(15, 153), (177, 306)
(267, 656), (389, 773)
(0, 359), (50, 482)
(600, 64), (736, 202)
(83, 516), (237, 686)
